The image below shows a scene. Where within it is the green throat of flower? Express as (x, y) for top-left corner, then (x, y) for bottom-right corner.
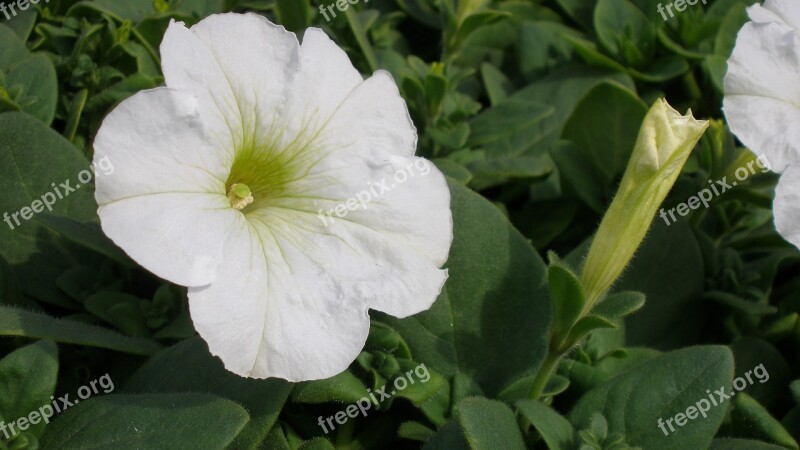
(227, 183), (253, 210)
(223, 132), (318, 214)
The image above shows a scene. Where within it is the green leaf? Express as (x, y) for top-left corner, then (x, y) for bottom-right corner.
(614, 221), (705, 349)
(36, 214), (132, 266)
(517, 400), (576, 450)
(123, 337), (292, 449)
(729, 338), (790, 410)
(394, 360), (446, 407)
(454, 397), (526, 450)
(514, 64), (635, 155)
(731, 393), (799, 450)
(548, 262), (586, 341)
(379, 179), (552, 396)
(518, 21), (582, 80)
(564, 315), (616, 348)
(480, 63), (512, 106)
(592, 291), (646, 320)
(569, 346), (734, 449)
(398, 421), (436, 441)
(84, 291), (150, 337)
(562, 82), (648, 183)
(709, 438), (789, 450)
(467, 99), (554, 158)
(0, 253), (23, 307)
(3, 8), (36, 41)
(275, 0), (311, 31)
(4, 54), (58, 125)
(705, 291), (777, 317)
(791, 380), (800, 405)
(563, 347), (661, 395)
(549, 140), (608, 212)
(297, 438), (336, 450)
(628, 55), (689, 82)
(594, 0), (655, 67)
(291, 370), (367, 405)
(466, 155), (554, 191)
(0, 112), (98, 304)
(0, 26), (57, 124)
(261, 426), (292, 450)
(39, 393), (249, 449)
(0, 305), (162, 355)
(0, 340), (58, 438)
(433, 159), (473, 185)
(555, 0), (597, 29)
(423, 420), (470, 450)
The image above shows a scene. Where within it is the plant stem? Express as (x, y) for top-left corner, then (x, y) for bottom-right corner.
(529, 351), (561, 400)
(64, 88), (88, 143)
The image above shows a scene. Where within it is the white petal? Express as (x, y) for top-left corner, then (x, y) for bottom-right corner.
(305, 72), (450, 262)
(188, 220), (371, 381)
(757, 0), (800, 30)
(278, 28), (364, 143)
(93, 88), (227, 205)
(272, 70), (452, 316)
(723, 95), (800, 173)
(774, 163), (800, 249)
(723, 18), (800, 171)
(98, 193), (238, 287)
(93, 88), (238, 287)
(161, 14), (300, 150)
(252, 154), (452, 318)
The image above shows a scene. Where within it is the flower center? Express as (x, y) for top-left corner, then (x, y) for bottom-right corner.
(227, 183), (254, 210)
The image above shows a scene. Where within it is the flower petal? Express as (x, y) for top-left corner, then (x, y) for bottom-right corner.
(279, 28), (364, 142)
(160, 14), (300, 150)
(98, 193), (237, 287)
(269, 70), (452, 316)
(753, 0), (800, 30)
(723, 12), (800, 171)
(302, 72), (450, 262)
(94, 88), (227, 204)
(251, 154), (452, 319)
(774, 163), (800, 249)
(94, 88), (238, 287)
(188, 219), (371, 381)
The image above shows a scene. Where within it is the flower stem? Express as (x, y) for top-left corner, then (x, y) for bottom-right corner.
(64, 89), (88, 143)
(529, 352), (561, 400)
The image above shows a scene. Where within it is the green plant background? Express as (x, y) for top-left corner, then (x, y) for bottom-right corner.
(0, 0), (798, 449)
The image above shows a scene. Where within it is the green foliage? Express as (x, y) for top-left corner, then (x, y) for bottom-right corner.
(0, 0), (796, 448)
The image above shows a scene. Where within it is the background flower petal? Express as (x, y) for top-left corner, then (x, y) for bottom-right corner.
(723, 19), (800, 171)
(774, 163), (800, 249)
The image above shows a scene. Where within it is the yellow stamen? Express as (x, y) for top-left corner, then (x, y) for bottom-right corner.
(227, 183), (254, 210)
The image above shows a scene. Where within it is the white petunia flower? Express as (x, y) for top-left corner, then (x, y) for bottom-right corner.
(93, 13), (452, 381)
(722, 0), (800, 249)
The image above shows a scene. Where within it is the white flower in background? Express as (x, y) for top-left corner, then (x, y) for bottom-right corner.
(93, 13), (452, 381)
(723, 0), (800, 248)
